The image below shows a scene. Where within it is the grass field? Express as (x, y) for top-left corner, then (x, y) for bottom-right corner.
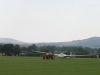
(0, 56), (100, 75)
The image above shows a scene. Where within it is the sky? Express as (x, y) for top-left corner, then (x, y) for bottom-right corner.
(0, 0), (100, 43)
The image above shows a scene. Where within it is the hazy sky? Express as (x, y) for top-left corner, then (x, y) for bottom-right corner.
(0, 0), (100, 43)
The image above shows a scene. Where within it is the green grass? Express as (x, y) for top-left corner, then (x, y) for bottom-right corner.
(0, 57), (100, 75)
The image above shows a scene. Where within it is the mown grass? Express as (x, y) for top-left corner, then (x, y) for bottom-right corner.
(0, 56), (100, 75)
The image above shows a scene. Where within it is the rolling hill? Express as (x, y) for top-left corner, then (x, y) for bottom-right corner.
(0, 37), (100, 48)
(0, 38), (24, 44)
(0, 38), (31, 47)
(36, 37), (100, 48)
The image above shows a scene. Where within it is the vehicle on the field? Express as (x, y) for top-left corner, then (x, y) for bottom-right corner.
(32, 50), (54, 59)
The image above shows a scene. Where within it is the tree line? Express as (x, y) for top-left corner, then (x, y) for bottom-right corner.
(0, 44), (21, 56)
(0, 43), (100, 56)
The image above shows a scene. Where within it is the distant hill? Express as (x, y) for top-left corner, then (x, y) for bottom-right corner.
(0, 38), (24, 44)
(0, 37), (100, 48)
(62, 37), (100, 48)
(0, 38), (31, 47)
(36, 37), (100, 48)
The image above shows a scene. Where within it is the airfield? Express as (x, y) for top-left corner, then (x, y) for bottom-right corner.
(0, 56), (100, 75)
